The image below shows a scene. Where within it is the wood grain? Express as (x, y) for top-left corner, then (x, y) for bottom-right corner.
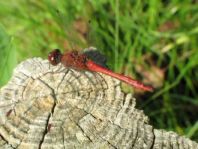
(0, 57), (197, 149)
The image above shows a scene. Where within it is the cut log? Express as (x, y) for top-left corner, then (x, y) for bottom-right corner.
(0, 58), (197, 149)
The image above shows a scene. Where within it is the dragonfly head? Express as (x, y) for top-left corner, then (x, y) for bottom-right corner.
(48, 49), (62, 65)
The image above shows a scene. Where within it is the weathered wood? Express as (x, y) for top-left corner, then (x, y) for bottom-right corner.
(0, 57), (197, 149)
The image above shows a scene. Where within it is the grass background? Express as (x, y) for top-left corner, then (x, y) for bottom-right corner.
(0, 0), (198, 141)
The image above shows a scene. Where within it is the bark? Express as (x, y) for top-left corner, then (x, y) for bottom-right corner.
(0, 58), (197, 149)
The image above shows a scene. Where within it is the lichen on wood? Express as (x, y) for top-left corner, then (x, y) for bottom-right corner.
(0, 57), (197, 149)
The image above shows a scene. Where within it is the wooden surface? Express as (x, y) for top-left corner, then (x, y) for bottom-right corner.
(0, 58), (197, 149)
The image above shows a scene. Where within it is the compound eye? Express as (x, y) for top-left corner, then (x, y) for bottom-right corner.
(50, 56), (54, 62)
(48, 49), (62, 65)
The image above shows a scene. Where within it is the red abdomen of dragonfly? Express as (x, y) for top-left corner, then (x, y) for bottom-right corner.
(61, 51), (88, 70)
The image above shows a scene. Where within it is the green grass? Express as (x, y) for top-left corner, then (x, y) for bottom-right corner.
(0, 0), (198, 141)
(0, 25), (17, 86)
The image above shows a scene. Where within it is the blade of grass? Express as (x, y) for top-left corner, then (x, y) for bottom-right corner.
(0, 24), (17, 87)
(187, 121), (198, 138)
(114, 0), (119, 71)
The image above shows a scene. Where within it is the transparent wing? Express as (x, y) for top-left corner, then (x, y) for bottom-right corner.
(82, 47), (109, 69)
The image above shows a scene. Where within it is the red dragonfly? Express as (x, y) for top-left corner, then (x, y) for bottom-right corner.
(48, 49), (153, 92)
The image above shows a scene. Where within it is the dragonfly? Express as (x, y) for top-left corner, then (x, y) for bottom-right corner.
(48, 49), (153, 92)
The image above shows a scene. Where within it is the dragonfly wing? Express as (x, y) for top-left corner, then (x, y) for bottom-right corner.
(82, 47), (109, 69)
